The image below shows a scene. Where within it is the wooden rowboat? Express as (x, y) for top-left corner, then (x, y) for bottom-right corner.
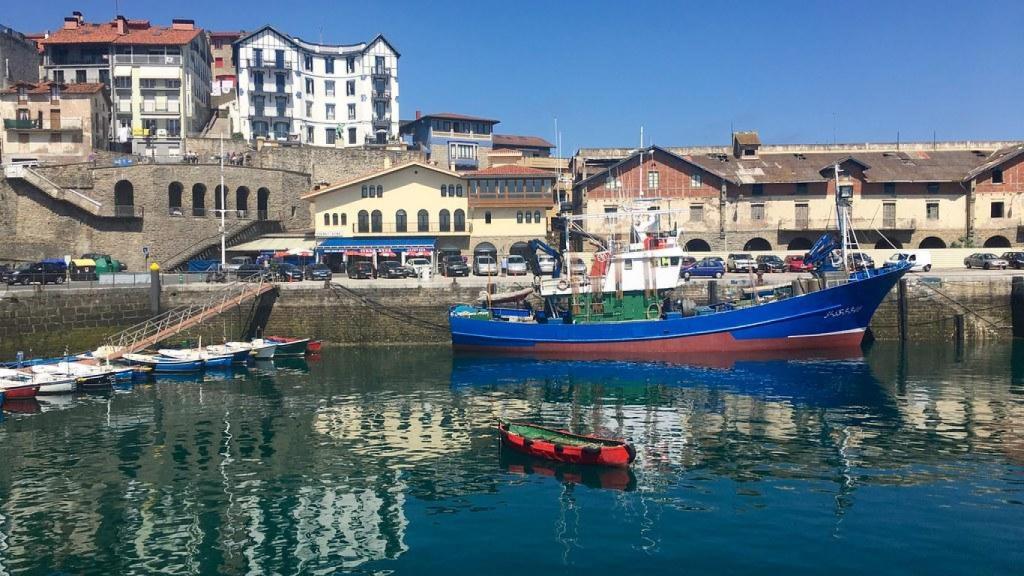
(497, 419), (636, 467)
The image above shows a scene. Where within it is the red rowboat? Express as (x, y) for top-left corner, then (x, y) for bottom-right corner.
(497, 419), (636, 467)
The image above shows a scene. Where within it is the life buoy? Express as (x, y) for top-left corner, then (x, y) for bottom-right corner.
(557, 279), (569, 291)
(646, 302), (662, 319)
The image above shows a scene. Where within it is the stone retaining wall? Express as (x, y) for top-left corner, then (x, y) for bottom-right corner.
(0, 287), (151, 359)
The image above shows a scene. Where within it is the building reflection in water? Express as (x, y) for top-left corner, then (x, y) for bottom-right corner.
(0, 344), (1021, 573)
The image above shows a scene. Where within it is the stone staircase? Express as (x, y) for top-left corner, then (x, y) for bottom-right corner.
(5, 164), (103, 215)
(163, 219), (284, 271)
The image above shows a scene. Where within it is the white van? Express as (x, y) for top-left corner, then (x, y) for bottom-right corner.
(887, 250), (932, 272)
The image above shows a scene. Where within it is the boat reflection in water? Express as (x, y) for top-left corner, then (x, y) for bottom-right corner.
(450, 348), (889, 410)
(499, 449), (637, 492)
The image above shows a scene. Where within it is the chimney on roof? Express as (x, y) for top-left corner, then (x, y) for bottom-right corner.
(171, 19), (195, 31)
(415, 110), (422, 120)
(63, 15), (79, 30)
(115, 15), (127, 35)
(732, 131), (761, 160)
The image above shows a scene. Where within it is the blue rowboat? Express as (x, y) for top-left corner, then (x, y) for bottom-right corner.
(201, 354), (235, 369)
(121, 353), (203, 373)
(0, 390), (5, 407)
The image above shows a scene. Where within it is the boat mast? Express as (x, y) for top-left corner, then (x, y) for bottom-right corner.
(219, 136), (227, 270)
(834, 162), (849, 272)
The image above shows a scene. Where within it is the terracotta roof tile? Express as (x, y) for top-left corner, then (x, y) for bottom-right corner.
(41, 20), (201, 46)
(1, 81), (105, 95)
(492, 134), (554, 149)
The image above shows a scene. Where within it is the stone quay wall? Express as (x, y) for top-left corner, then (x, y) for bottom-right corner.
(1, 276), (1020, 361)
(0, 287), (151, 359)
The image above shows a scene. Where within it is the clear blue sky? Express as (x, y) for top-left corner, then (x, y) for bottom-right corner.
(12, 0), (1024, 151)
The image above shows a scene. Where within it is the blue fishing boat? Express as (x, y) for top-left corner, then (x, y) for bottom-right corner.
(121, 353), (203, 373)
(450, 164), (910, 356)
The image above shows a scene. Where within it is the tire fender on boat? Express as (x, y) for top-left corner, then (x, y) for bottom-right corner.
(557, 279), (569, 291)
(646, 302), (662, 319)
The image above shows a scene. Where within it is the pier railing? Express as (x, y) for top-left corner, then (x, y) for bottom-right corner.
(101, 276), (275, 357)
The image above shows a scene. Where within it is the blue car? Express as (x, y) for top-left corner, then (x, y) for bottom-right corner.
(681, 257), (725, 280)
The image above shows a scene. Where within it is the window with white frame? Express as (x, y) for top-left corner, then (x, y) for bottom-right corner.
(647, 170), (660, 190)
(348, 103), (356, 120)
(325, 104), (335, 120)
(346, 80), (355, 96)
(325, 80), (335, 97)
(691, 173), (702, 187)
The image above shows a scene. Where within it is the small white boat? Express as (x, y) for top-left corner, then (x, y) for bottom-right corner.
(157, 348), (235, 368)
(31, 361), (123, 389)
(210, 339), (276, 360)
(0, 368), (76, 395)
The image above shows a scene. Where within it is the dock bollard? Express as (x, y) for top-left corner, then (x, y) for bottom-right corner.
(149, 262), (161, 315)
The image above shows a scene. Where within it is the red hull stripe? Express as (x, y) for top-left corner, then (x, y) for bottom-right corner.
(1, 385), (39, 399)
(457, 329), (865, 355)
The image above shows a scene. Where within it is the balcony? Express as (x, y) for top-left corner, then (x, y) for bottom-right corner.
(371, 66), (391, 78)
(372, 116), (392, 130)
(346, 221), (471, 235)
(4, 117), (84, 131)
(246, 58), (293, 70)
(372, 89), (391, 100)
(112, 54), (182, 66)
(776, 217), (917, 231)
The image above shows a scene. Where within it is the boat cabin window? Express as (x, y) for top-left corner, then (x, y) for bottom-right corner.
(624, 259), (633, 270)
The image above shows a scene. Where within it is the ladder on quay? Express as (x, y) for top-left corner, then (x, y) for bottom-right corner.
(100, 276), (276, 358)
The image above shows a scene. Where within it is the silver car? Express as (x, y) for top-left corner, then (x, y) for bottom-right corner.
(537, 255), (556, 275)
(964, 253), (1008, 270)
(473, 255), (498, 276)
(506, 255), (529, 276)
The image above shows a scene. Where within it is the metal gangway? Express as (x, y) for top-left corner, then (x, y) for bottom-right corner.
(99, 276), (275, 358)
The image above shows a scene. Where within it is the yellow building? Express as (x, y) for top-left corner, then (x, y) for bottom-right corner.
(463, 165), (557, 256)
(303, 161), (469, 267)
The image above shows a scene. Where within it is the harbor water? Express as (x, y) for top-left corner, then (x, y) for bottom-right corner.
(0, 343), (1022, 574)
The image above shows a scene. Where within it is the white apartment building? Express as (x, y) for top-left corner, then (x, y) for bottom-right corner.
(233, 26), (399, 147)
(39, 12), (212, 158)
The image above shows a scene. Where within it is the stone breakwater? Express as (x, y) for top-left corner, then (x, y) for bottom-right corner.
(0, 274), (1020, 360)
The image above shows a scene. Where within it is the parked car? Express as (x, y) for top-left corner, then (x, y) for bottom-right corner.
(441, 255), (470, 277)
(886, 251), (932, 272)
(680, 256), (697, 267)
(6, 261), (66, 285)
(405, 257), (433, 278)
(726, 253), (756, 272)
(380, 260), (415, 279)
(756, 255), (785, 273)
(964, 253), (1008, 270)
(236, 263), (269, 281)
(681, 257), (726, 280)
(847, 251), (875, 271)
(224, 256), (253, 272)
(784, 254), (813, 272)
(347, 261), (374, 279)
(569, 258), (588, 276)
(276, 263), (304, 282)
(0, 264), (12, 283)
(1001, 251), (1024, 269)
(536, 255), (557, 275)
(304, 263), (333, 281)
(505, 255), (529, 276)
(473, 255), (499, 276)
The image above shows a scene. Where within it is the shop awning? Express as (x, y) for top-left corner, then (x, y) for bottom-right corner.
(316, 236), (436, 254)
(230, 236), (316, 253)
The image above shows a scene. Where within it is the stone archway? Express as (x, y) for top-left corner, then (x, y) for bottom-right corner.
(257, 187), (270, 220)
(744, 237), (772, 251)
(684, 238), (711, 252)
(787, 237), (813, 250)
(235, 187), (250, 218)
(875, 238), (903, 249)
(168, 182), (183, 215)
(918, 236), (946, 249)
(983, 235), (1011, 248)
(192, 183), (207, 216)
(114, 180), (134, 217)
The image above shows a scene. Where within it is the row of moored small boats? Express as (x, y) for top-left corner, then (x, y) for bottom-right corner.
(0, 336), (320, 405)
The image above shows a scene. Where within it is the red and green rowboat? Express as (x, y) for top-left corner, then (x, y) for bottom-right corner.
(497, 420), (636, 467)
